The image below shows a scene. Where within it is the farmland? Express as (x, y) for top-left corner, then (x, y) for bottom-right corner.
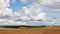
(0, 26), (60, 34)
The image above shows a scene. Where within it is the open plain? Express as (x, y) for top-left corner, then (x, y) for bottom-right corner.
(0, 27), (60, 34)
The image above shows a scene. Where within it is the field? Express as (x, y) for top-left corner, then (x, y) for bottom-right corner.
(0, 26), (60, 34)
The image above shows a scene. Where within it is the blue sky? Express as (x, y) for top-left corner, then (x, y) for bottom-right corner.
(9, 0), (60, 18)
(45, 8), (60, 18)
(0, 0), (60, 26)
(10, 0), (32, 12)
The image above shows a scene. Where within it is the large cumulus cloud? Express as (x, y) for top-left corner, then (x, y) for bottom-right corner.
(0, 0), (27, 25)
(14, 6), (46, 20)
(0, 0), (60, 26)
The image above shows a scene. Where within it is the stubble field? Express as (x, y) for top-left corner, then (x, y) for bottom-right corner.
(0, 27), (60, 34)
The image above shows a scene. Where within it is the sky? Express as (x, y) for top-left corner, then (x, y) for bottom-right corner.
(10, 0), (60, 18)
(10, 0), (32, 12)
(0, 0), (60, 26)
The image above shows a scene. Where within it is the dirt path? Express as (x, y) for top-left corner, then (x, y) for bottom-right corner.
(0, 27), (60, 34)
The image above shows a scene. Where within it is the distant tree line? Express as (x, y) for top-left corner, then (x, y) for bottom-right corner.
(0, 25), (47, 28)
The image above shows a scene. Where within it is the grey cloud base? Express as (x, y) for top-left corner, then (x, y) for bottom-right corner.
(0, 0), (60, 26)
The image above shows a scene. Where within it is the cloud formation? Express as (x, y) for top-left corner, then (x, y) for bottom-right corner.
(12, 0), (16, 3)
(0, 0), (27, 25)
(41, 0), (60, 12)
(20, 0), (28, 4)
(0, 0), (60, 26)
(32, 0), (60, 12)
(18, 6), (46, 20)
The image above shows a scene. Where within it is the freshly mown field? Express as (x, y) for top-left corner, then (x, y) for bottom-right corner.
(0, 26), (60, 34)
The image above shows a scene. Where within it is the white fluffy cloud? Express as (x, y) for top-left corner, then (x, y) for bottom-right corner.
(0, 0), (12, 16)
(0, 0), (60, 26)
(0, 0), (10, 8)
(40, 0), (54, 6)
(40, 0), (60, 12)
(32, 0), (60, 12)
(31, 0), (60, 25)
(0, 8), (13, 16)
(0, 18), (27, 25)
(15, 5), (46, 20)
(32, 0), (60, 6)
(0, 0), (27, 25)
(47, 17), (60, 26)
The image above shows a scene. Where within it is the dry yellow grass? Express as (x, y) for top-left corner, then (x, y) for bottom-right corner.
(0, 27), (60, 34)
